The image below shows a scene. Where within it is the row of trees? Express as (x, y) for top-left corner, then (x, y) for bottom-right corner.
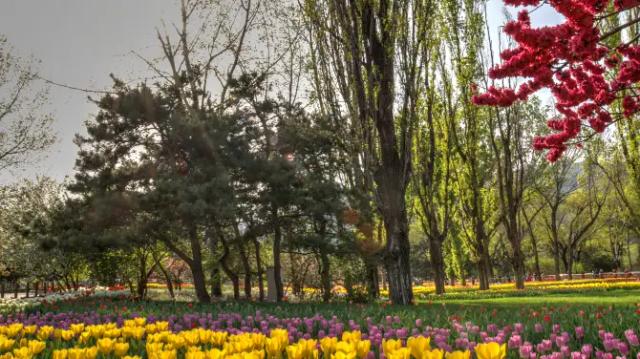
(1, 0), (639, 304)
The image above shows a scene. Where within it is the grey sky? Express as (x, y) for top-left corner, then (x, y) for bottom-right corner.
(0, 0), (562, 185)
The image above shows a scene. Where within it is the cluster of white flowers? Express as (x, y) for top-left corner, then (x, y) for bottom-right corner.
(0, 288), (128, 313)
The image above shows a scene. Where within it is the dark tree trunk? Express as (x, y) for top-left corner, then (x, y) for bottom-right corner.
(551, 209), (561, 281)
(319, 248), (332, 303)
(188, 226), (211, 303)
(272, 208), (284, 302)
(238, 242), (252, 300)
(383, 213), (413, 305)
(1, 281), (4, 298)
(365, 260), (379, 300)
(219, 234), (240, 300)
(253, 238), (264, 301)
(231, 277), (240, 300)
(14, 281), (19, 298)
(157, 261), (175, 299)
(34, 282), (39, 297)
(512, 242), (526, 289)
(429, 236), (446, 294)
(210, 267), (222, 299)
(204, 227), (223, 299)
(478, 242), (492, 290)
(531, 233), (542, 281)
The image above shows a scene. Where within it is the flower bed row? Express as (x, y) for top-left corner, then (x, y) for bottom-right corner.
(0, 307), (638, 359)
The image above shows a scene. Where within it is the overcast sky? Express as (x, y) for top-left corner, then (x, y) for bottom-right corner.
(0, 0), (562, 185)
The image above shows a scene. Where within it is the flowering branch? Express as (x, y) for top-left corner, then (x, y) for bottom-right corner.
(473, 0), (640, 161)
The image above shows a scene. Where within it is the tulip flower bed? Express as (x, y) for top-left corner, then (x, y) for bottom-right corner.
(389, 279), (640, 300)
(0, 294), (639, 359)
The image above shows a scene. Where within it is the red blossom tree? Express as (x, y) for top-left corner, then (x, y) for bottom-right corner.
(473, 0), (640, 161)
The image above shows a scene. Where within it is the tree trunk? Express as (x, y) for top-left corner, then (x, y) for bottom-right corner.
(189, 226), (211, 303)
(253, 238), (264, 301)
(14, 281), (19, 298)
(478, 243), (491, 290)
(319, 248), (332, 303)
(512, 244), (526, 289)
(219, 235), (240, 300)
(272, 208), (284, 302)
(1, 281), (4, 298)
(365, 259), (379, 300)
(567, 244), (574, 280)
(238, 242), (252, 300)
(429, 236), (446, 294)
(34, 282), (39, 297)
(551, 209), (561, 281)
(383, 213), (413, 305)
(627, 232), (633, 271)
(530, 232), (542, 281)
(157, 261), (175, 300)
(210, 267), (222, 299)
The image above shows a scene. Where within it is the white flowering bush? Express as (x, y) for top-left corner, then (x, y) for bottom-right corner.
(0, 287), (128, 313)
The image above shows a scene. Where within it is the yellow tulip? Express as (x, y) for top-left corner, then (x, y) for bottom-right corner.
(182, 330), (201, 346)
(270, 329), (288, 340)
(52, 349), (68, 359)
(342, 331), (362, 343)
(382, 339), (403, 356)
(185, 348), (206, 359)
(84, 346), (99, 359)
(36, 326), (54, 341)
(5, 324), (22, 338)
(418, 349), (444, 359)
(354, 340), (371, 359)
(335, 341), (355, 354)
(26, 340), (46, 355)
(123, 356), (142, 359)
(147, 342), (165, 353)
(149, 349), (177, 359)
(0, 337), (16, 351)
(67, 348), (88, 359)
(474, 343), (506, 359)
(407, 336), (431, 357)
(286, 344), (304, 359)
(105, 329), (122, 338)
(198, 329), (213, 345)
(266, 338), (285, 358)
(320, 337), (338, 355)
(78, 332), (92, 344)
(387, 347), (411, 359)
(87, 325), (105, 339)
(70, 324), (85, 335)
(211, 332), (229, 347)
(97, 337), (115, 355)
(61, 330), (75, 341)
(231, 350), (264, 359)
(114, 342), (130, 357)
(12, 347), (31, 359)
(22, 326), (37, 336)
(168, 334), (186, 349)
(444, 350), (471, 359)
(331, 352), (357, 359)
(205, 348), (225, 359)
